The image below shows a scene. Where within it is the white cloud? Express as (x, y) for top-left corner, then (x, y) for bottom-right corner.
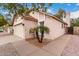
(47, 9), (52, 13)
(70, 10), (79, 19)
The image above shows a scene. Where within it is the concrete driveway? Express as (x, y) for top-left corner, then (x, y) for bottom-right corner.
(0, 32), (23, 45)
(0, 32), (79, 56)
(62, 35), (79, 56)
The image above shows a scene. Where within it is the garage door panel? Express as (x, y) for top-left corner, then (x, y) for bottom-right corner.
(14, 24), (25, 39)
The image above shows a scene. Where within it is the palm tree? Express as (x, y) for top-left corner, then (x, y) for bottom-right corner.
(54, 9), (66, 19)
(71, 18), (79, 26)
(29, 26), (49, 43)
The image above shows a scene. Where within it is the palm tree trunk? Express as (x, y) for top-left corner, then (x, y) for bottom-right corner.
(36, 30), (40, 42)
(40, 31), (44, 43)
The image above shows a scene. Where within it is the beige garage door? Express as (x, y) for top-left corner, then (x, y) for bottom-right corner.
(14, 24), (25, 39)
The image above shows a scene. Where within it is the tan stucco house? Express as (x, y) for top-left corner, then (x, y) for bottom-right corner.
(13, 10), (70, 40)
(13, 14), (37, 39)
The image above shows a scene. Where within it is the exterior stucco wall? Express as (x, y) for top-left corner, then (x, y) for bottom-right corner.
(44, 16), (66, 40)
(30, 11), (66, 40)
(24, 20), (37, 39)
(30, 11), (45, 22)
(13, 17), (37, 39)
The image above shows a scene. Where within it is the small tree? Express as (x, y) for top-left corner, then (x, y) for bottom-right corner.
(29, 26), (49, 43)
(54, 9), (66, 19)
(0, 14), (8, 26)
(71, 18), (79, 26)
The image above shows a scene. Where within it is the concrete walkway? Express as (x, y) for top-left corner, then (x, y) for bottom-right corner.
(62, 35), (79, 56)
(0, 33), (72, 56)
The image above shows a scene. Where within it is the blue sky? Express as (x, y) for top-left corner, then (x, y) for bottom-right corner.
(47, 3), (79, 14)
(0, 3), (79, 14)
(0, 3), (79, 18)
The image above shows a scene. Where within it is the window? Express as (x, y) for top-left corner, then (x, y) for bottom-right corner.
(62, 24), (65, 28)
(62, 24), (63, 28)
(39, 21), (44, 26)
(62, 24), (66, 28)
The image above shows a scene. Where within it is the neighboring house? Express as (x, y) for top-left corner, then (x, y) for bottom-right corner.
(0, 27), (3, 32)
(13, 10), (70, 40)
(2, 24), (13, 34)
(7, 26), (13, 34)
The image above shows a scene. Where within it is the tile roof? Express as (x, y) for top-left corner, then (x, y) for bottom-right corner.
(12, 14), (38, 25)
(22, 15), (38, 22)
